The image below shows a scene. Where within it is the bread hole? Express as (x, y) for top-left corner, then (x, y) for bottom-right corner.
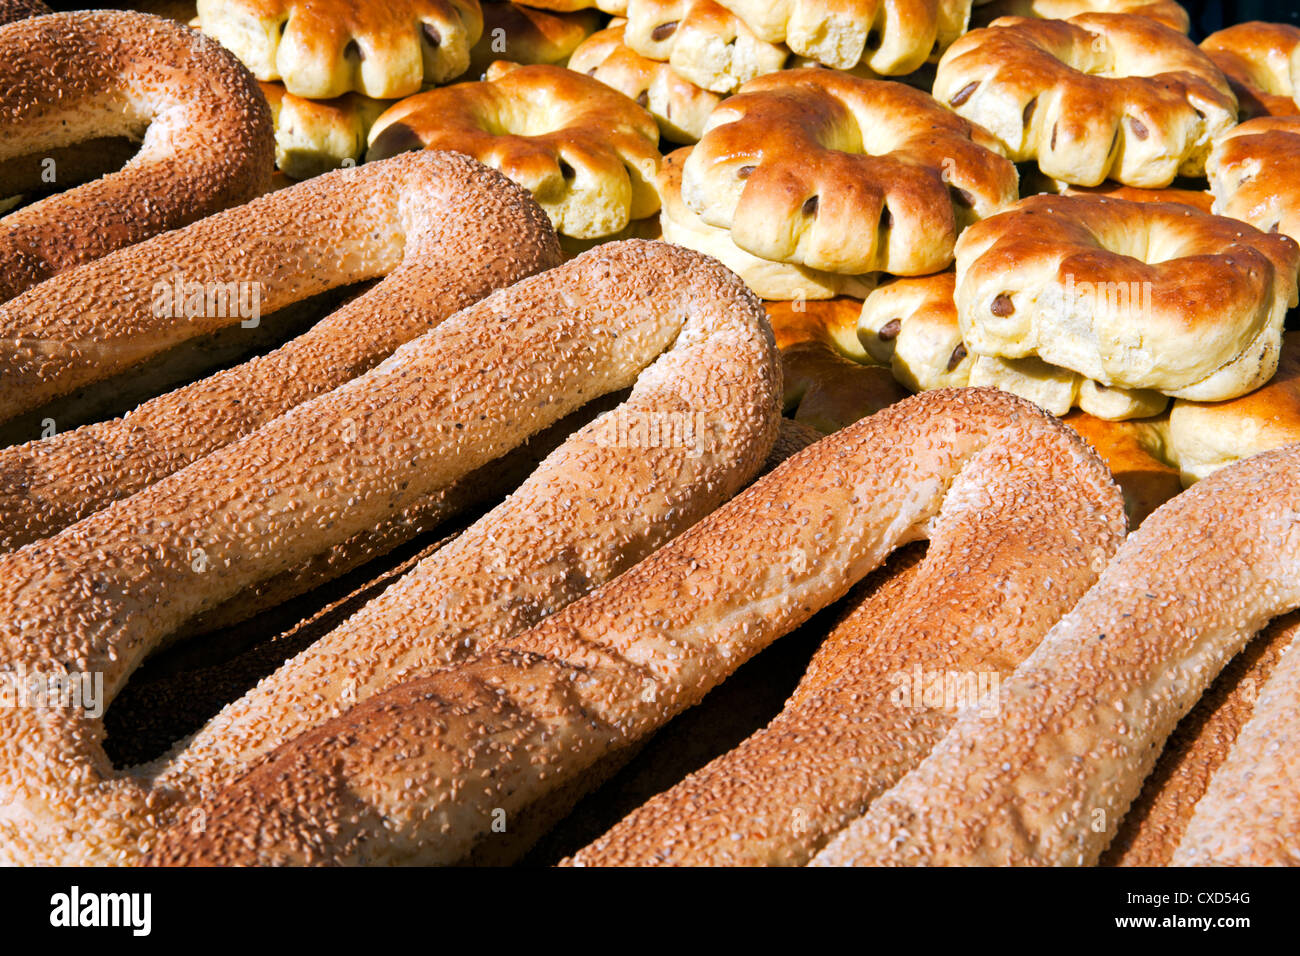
(635, 90), (650, 108)
(651, 21), (679, 42)
(364, 122), (425, 162)
(802, 195), (819, 216)
(422, 23), (442, 48)
(949, 81), (978, 107)
(991, 293), (1015, 316)
(559, 158), (576, 179)
(881, 204), (894, 229)
(877, 318), (902, 341)
(345, 39), (364, 61)
(947, 343), (968, 371)
(865, 28), (882, 52)
(1023, 97), (1036, 124)
(948, 185), (974, 210)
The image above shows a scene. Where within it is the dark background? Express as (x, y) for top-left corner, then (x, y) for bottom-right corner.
(1186, 0), (1300, 35)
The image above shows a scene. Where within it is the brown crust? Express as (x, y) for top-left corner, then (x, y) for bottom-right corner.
(812, 441), (1300, 865)
(954, 193), (1300, 399)
(196, 0), (484, 96)
(0, 152), (561, 552)
(470, 1), (603, 75)
(567, 22), (723, 144)
(934, 13), (1236, 187)
(0, 11), (274, 303)
(141, 389), (1123, 866)
(366, 62), (661, 239)
(973, 0), (1190, 33)
(683, 68), (1019, 276)
(566, 408), (1123, 865)
(1201, 22), (1300, 120)
(0, 0), (48, 25)
(0, 240), (781, 865)
(1208, 115), (1300, 246)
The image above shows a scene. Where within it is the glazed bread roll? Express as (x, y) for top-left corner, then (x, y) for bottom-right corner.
(935, 13), (1236, 187)
(366, 62), (661, 239)
(196, 0), (484, 96)
(1201, 21), (1300, 119)
(141, 390), (1121, 866)
(0, 11), (274, 302)
(812, 441), (1300, 865)
(0, 240), (781, 865)
(1208, 116), (1300, 245)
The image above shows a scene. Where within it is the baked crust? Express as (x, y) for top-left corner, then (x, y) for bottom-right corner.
(625, 0), (788, 93)
(367, 62), (661, 238)
(973, 0), (1189, 33)
(470, 1), (602, 75)
(659, 147), (879, 300)
(1201, 21), (1300, 120)
(955, 193), (1299, 401)
(0, 0), (47, 25)
(196, 0), (484, 98)
(259, 82), (388, 179)
(682, 69), (1019, 276)
(935, 13), (1236, 186)
(1208, 115), (1300, 245)
(568, 22), (722, 142)
(712, 0), (971, 73)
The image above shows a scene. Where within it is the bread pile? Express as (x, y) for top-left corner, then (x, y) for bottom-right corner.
(4, 0), (1300, 868)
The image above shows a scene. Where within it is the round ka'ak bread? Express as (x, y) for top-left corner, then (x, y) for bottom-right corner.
(680, 69), (1018, 281)
(1208, 115), (1300, 246)
(366, 62), (661, 238)
(567, 21), (723, 143)
(935, 13), (1237, 187)
(1201, 21), (1300, 120)
(954, 193), (1300, 404)
(196, 0), (484, 97)
(624, 0), (789, 93)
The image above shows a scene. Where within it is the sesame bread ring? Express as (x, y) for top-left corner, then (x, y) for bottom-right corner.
(659, 147), (879, 300)
(0, 240), (781, 865)
(812, 442), (1300, 866)
(0, 11), (274, 303)
(973, 0), (1189, 33)
(568, 22), (723, 143)
(195, 0), (483, 98)
(1201, 22), (1300, 120)
(625, 0), (789, 93)
(682, 69), (1020, 277)
(955, 194), (1300, 402)
(1105, 611), (1300, 865)
(366, 62), (661, 238)
(259, 82), (389, 179)
(1208, 116), (1300, 245)
(1164, 332), (1300, 484)
(712, 0), (971, 74)
(144, 389), (1122, 866)
(0, 151), (561, 552)
(935, 13), (1236, 187)
(0, 0), (47, 25)
(565, 400), (1123, 866)
(469, 1), (602, 75)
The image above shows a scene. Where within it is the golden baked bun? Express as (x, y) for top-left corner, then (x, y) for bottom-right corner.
(681, 69), (1019, 280)
(1166, 332), (1300, 484)
(858, 272), (974, 391)
(469, 1), (602, 75)
(765, 296), (867, 359)
(973, 0), (1189, 33)
(711, 0), (971, 74)
(196, 0), (483, 98)
(625, 0), (788, 93)
(955, 193), (1300, 404)
(659, 147), (879, 300)
(1201, 21), (1300, 119)
(367, 62), (661, 238)
(1208, 116), (1300, 245)
(259, 82), (388, 179)
(568, 22), (723, 142)
(935, 13), (1237, 187)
